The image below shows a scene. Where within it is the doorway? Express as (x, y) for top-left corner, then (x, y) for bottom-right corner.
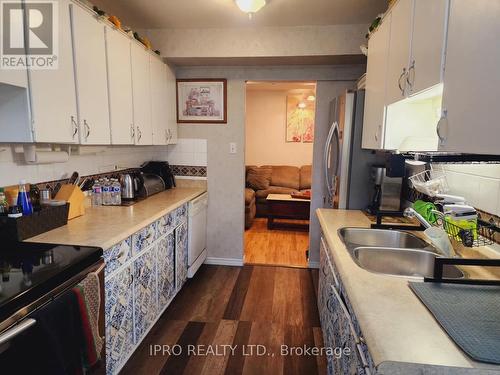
(243, 81), (317, 268)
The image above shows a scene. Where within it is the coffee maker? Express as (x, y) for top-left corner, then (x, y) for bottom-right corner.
(368, 165), (403, 213)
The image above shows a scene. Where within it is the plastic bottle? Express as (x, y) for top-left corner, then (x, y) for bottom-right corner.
(91, 180), (102, 206)
(17, 180), (33, 215)
(112, 179), (121, 205)
(0, 188), (8, 215)
(102, 179), (111, 206)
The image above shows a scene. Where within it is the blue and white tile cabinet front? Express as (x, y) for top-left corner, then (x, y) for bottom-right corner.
(156, 232), (176, 311)
(105, 264), (134, 375)
(133, 246), (158, 343)
(175, 220), (188, 291)
(132, 221), (158, 256)
(319, 235), (375, 375)
(103, 237), (132, 278)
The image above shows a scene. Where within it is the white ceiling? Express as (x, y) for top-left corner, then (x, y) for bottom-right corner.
(90, 0), (387, 29)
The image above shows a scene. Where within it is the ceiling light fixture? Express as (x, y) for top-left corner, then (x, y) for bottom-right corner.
(298, 102), (307, 109)
(235, 0), (267, 19)
(307, 95), (316, 102)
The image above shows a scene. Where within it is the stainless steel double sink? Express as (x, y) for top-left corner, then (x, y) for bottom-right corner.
(338, 227), (464, 279)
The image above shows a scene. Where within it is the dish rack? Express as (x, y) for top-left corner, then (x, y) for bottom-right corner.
(435, 217), (498, 248)
(409, 165), (449, 197)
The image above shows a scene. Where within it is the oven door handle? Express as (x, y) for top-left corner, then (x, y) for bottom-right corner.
(0, 318), (36, 346)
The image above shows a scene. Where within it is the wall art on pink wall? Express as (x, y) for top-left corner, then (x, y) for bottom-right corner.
(286, 95), (315, 143)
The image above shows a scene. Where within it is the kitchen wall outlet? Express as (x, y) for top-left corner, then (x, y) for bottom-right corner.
(229, 142), (237, 154)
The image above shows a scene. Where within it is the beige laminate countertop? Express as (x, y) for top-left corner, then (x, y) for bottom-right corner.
(27, 188), (206, 249)
(316, 209), (500, 373)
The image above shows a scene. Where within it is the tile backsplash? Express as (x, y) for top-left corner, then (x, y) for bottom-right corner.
(442, 164), (500, 216)
(165, 138), (207, 166)
(0, 144), (167, 187)
(0, 138), (209, 187)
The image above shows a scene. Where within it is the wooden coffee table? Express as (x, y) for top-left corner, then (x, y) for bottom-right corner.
(266, 194), (311, 231)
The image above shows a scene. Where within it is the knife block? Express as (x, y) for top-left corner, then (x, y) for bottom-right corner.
(55, 184), (86, 220)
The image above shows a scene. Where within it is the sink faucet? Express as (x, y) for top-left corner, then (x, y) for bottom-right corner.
(403, 208), (432, 229)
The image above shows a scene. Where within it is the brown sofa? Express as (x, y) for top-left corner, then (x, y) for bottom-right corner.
(245, 165), (311, 229)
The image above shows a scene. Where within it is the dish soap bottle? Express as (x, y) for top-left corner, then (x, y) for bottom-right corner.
(17, 180), (33, 215)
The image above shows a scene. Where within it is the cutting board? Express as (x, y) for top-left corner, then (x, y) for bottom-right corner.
(409, 282), (500, 364)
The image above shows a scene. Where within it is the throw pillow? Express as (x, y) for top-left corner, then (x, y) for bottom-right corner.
(246, 166), (272, 190)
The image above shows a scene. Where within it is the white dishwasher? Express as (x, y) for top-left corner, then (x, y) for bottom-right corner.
(187, 192), (208, 278)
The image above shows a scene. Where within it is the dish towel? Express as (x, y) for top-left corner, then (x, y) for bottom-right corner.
(73, 271), (104, 370)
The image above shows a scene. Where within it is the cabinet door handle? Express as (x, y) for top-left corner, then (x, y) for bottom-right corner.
(71, 116), (78, 138)
(374, 124), (382, 143)
(165, 129), (169, 144)
(137, 126), (142, 142)
(84, 120), (91, 139)
(437, 110), (448, 145)
(398, 68), (407, 95)
(131, 124), (135, 140)
(406, 60), (415, 91)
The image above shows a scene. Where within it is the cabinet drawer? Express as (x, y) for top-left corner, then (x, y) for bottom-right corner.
(174, 203), (188, 226)
(157, 211), (175, 237)
(132, 221), (158, 255)
(157, 204), (188, 237)
(104, 237), (132, 277)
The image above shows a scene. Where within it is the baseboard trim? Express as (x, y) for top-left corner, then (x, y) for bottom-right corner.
(204, 257), (244, 267)
(308, 261), (320, 269)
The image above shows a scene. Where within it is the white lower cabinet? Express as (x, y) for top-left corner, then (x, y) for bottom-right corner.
(319, 236), (375, 375)
(104, 204), (189, 375)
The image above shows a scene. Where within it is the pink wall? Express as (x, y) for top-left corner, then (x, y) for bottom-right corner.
(245, 89), (313, 167)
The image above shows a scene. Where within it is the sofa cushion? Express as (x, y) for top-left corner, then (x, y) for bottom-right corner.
(263, 165), (300, 190)
(245, 188), (256, 205)
(299, 165), (312, 190)
(246, 166), (272, 190)
(255, 186), (299, 200)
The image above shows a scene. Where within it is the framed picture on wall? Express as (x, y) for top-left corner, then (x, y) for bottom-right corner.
(176, 79), (227, 123)
(286, 95), (315, 143)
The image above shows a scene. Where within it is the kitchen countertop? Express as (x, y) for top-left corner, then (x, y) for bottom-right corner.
(316, 209), (500, 373)
(27, 187), (206, 249)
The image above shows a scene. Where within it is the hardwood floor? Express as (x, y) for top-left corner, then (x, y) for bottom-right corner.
(121, 265), (325, 375)
(244, 218), (309, 268)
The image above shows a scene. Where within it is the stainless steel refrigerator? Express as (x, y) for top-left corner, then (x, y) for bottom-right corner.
(323, 90), (382, 209)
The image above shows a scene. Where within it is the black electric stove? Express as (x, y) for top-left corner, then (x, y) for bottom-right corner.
(0, 242), (103, 327)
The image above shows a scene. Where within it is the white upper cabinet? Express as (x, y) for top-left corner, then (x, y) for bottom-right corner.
(150, 56), (168, 145)
(439, 0), (500, 154)
(165, 64), (178, 144)
(105, 27), (135, 145)
(385, 0), (413, 105)
(29, 0), (78, 143)
(408, 0), (448, 95)
(70, 4), (110, 145)
(362, 14), (391, 150)
(131, 43), (153, 145)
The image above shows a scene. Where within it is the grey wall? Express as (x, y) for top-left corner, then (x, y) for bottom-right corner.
(308, 81), (357, 266)
(175, 65), (365, 263)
